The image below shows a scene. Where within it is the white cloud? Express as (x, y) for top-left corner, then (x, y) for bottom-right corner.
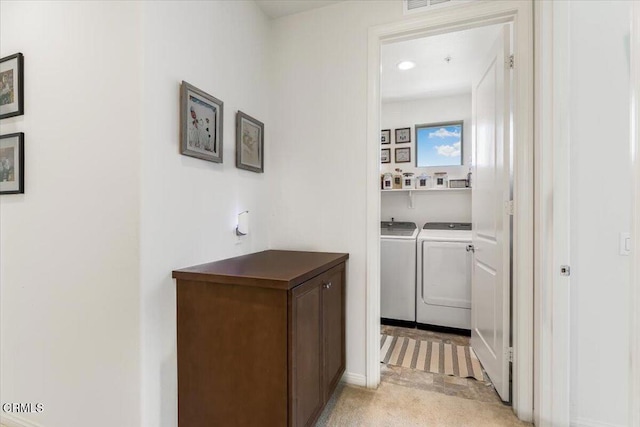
(435, 141), (461, 157)
(429, 128), (461, 138)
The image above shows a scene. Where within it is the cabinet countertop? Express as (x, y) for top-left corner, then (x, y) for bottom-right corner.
(172, 249), (349, 290)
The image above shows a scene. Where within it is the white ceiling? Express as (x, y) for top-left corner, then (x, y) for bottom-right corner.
(381, 24), (504, 102)
(256, 0), (345, 19)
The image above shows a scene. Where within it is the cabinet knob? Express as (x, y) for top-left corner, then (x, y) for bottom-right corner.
(323, 282), (332, 289)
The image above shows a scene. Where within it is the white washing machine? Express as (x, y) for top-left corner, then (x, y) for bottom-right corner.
(416, 222), (472, 330)
(380, 221), (418, 323)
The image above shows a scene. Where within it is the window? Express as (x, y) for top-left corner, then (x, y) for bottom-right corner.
(415, 121), (463, 167)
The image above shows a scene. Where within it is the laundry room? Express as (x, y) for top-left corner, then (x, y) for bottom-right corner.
(379, 23), (513, 405)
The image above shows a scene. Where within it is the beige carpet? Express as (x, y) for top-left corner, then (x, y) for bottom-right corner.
(381, 334), (485, 381)
(315, 382), (531, 427)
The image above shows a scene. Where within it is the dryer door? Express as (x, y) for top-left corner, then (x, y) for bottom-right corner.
(421, 240), (471, 309)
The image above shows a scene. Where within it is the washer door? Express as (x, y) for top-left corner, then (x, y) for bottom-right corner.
(421, 240), (471, 309)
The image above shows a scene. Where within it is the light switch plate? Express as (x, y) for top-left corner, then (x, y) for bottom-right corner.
(620, 232), (631, 256)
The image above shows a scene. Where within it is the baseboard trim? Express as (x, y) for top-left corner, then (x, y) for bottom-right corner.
(416, 322), (471, 337)
(341, 372), (367, 387)
(0, 413), (44, 427)
(381, 318), (416, 329)
(570, 417), (626, 427)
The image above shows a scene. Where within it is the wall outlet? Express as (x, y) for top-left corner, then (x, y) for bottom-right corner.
(620, 232), (631, 256)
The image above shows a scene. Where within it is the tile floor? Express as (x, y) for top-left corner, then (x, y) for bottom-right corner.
(315, 325), (530, 426)
(380, 324), (500, 403)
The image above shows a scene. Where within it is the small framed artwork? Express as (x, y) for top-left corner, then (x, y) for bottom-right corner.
(236, 111), (264, 173)
(0, 132), (24, 194)
(381, 129), (391, 144)
(0, 53), (24, 119)
(395, 127), (411, 143)
(180, 81), (223, 163)
(381, 148), (390, 163)
(395, 147), (411, 163)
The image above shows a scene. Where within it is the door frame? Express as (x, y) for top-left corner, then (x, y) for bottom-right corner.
(365, 1), (534, 420)
(630, 2), (640, 425)
(533, 1), (571, 426)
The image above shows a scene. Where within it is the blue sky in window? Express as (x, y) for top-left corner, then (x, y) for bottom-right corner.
(416, 124), (462, 167)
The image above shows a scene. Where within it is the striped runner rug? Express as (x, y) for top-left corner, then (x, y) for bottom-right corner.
(380, 334), (485, 382)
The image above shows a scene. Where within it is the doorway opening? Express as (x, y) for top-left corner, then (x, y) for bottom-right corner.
(379, 21), (513, 406)
(366, 1), (534, 421)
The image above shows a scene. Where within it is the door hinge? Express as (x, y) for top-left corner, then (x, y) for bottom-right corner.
(505, 200), (514, 216)
(508, 54), (514, 69)
(507, 347), (514, 363)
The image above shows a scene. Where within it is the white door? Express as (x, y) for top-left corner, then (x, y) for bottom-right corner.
(470, 24), (512, 402)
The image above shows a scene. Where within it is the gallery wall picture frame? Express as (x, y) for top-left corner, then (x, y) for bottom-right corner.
(381, 148), (390, 163)
(0, 53), (24, 120)
(236, 111), (264, 173)
(180, 81), (223, 163)
(395, 127), (411, 143)
(381, 129), (391, 144)
(0, 132), (24, 194)
(395, 147), (411, 163)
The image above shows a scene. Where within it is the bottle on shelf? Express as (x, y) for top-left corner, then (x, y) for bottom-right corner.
(416, 173), (432, 189)
(392, 168), (403, 189)
(434, 172), (448, 188)
(382, 173), (393, 190)
(402, 172), (415, 189)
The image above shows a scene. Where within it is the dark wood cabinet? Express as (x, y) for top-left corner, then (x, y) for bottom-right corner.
(290, 275), (324, 427)
(173, 250), (348, 427)
(322, 266), (345, 401)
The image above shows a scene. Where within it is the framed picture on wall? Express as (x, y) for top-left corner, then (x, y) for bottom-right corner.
(395, 147), (411, 163)
(180, 81), (223, 163)
(395, 127), (411, 143)
(381, 129), (390, 144)
(381, 148), (390, 163)
(0, 53), (24, 120)
(0, 132), (24, 194)
(236, 111), (264, 173)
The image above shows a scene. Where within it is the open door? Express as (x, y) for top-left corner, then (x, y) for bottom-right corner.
(470, 24), (512, 403)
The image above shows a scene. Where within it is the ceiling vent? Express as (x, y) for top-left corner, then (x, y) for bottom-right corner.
(403, 0), (473, 15)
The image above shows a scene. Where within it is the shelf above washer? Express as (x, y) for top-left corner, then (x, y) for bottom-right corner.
(381, 188), (472, 193)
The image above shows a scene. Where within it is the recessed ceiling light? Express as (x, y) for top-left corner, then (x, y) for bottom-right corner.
(397, 61), (416, 71)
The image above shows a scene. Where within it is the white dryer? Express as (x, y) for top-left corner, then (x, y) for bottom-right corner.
(416, 222), (472, 331)
(380, 221), (418, 323)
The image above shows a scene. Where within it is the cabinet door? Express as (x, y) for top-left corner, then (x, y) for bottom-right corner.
(322, 264), (346, 400)
(290, 276), (324, 427)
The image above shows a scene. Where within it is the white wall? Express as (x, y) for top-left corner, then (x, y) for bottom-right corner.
(0, 1), (272, 427)
(631, 5), (640, 426)
(381, 94), (472, 225)
(568, 1), (631, 426)
(139, 2), (272, 426)
(269, 0), (403, 380)
(381, 191), (471, 225)
(0, 2), (142, 426)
